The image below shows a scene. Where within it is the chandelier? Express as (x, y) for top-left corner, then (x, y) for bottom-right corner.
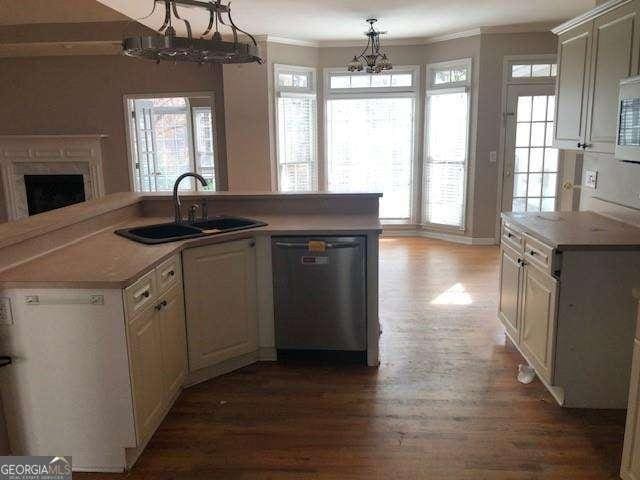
(347, 18), (392, 74)
(123, 0), (261, 65)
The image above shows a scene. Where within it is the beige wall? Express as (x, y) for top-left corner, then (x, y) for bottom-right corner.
(580, 152), (640, 209)
(0, 55), (224, 222)
(474, 32), (558, 237)
(223, 32), (556, 239)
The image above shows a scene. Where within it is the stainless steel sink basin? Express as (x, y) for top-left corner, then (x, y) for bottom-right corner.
(115, 216), (267, 245)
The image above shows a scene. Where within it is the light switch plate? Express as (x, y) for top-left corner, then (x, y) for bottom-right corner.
(585, 170), (598, 189)
(0, 298), (13, 325)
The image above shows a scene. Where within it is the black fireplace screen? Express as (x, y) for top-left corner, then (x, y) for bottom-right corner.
(24, 174), (86, 216)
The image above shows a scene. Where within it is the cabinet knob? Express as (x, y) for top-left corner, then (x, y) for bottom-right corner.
(577, 142), (583, 148)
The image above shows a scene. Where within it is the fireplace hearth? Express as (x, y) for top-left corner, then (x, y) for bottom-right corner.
(24, 174), (86, 216)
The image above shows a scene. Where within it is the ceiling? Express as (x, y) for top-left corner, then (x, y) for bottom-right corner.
(0, 0), (128, 25)
(94, 0), (596, 44)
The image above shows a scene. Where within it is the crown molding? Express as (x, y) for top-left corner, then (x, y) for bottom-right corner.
(257, 21), (556, 49)
(552, 0), (630, 34)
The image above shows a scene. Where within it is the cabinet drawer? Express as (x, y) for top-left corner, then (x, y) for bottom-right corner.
(502, 222), (524, 252)
(523, 234), (554, 274)
(125, 270), (157, 317)
(156, 255), (181, 293)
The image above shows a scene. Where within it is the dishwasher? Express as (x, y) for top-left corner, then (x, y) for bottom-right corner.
(272, 236), (366, 353)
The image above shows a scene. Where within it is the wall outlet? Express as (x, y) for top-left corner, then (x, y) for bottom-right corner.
(0, 298), (13, 325)
(585, 170), (598, 189)
(489, 151), (497, 163)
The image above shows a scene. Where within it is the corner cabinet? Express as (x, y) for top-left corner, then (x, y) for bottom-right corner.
(554, 0), (640, 153)
(182, 239), (259, 374)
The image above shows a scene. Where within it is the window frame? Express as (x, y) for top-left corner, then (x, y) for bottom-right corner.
(323, 65), (421, 222)
(423, 58), (473, 230)
(273, 64), (318, 192)
(505, 54), (558, 84)
(123, 91), (218, 193)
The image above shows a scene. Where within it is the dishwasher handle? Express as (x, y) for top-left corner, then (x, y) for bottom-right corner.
(274, 241), (361, 250)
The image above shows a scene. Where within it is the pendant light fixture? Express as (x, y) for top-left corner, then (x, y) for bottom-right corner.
(123, 0), (261, 65)
(347, 18), (392, 74)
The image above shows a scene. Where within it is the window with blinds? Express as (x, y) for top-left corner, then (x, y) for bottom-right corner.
(274, 65), (317, 191)
(423, 59), (472, 229)
(325, 67), (418, 220)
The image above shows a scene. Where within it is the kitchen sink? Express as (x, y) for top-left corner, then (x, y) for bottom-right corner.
(115, 216), (267, 245)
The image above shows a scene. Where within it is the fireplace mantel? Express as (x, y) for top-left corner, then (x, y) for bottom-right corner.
(0, 135), (107, 220)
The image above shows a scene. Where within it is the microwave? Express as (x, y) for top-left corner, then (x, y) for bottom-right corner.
(616, 75), (640, 163)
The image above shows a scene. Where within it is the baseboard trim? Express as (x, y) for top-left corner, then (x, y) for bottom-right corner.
(382, 229), (497, 245)
(259, 347), (277, 361)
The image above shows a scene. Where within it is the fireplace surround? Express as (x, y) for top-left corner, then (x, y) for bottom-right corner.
(0, 135), (106, 220)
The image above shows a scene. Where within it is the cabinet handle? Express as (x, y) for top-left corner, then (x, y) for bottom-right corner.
(250, 240), (256, 247)
(167, 270), (175, 277)
(577, 142), (583, 148)
(134, 289), (150, 302)
(507, 232), (513, 238)
(154, 300), (167, 311)
(0, 357), (12, 368)
(529, 249), (536, 256)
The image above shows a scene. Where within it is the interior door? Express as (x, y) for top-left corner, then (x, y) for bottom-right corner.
(502, 84), (561, 213)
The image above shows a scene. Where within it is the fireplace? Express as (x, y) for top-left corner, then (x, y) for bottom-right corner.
(24, 174), (86, 216)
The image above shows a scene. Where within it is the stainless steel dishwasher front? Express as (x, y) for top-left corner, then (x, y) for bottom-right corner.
(271, 236), (366, 351)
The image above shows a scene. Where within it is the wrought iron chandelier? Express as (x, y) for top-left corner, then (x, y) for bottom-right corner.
(347, 18), (392, 74)
(123, 0), (261, 65)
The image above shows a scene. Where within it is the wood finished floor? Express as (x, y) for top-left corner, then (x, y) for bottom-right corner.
(78, 238), (627, 480)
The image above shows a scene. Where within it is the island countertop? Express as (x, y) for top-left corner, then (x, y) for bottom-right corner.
(501, 211), (640, 250)
(0, 191), (383, 289)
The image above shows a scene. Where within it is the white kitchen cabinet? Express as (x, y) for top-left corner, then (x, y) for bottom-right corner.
(519, 263), (558, 384)
(498, 245), (522, 342)
(127, 301), (165, 443)
(158, 284), (188, 403)
(125, 256), (187, 445)
(554, 0), (640, 153)
(182, 239), (258, 372)
(622, 334), (640, 480)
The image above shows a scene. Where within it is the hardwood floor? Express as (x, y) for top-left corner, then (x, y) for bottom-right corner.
(78, 237), (627, 480)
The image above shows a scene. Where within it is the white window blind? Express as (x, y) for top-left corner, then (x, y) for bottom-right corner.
(327, 97), (414, 219)
(275, 65), (317, 192)
(423, 59), (471, 229)
(325, 67), (418, 221)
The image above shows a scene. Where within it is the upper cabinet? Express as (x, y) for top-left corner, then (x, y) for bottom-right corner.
(554, 0), (640, 153)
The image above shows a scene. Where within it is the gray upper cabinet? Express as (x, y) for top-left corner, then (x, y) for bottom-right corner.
(555, 24), (593, 150)
(554, 0), (640, 153)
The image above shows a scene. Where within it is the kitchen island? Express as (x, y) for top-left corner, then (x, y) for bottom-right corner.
(499, 210), (640, 409)
(0, 191), (382, 472)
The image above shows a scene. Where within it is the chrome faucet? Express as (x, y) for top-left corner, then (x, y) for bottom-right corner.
(172, 173), (207, 223)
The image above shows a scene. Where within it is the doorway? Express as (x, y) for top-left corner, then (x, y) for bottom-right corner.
(501, 83), (560, 213)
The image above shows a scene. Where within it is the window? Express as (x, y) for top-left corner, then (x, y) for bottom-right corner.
(126, 95), (216, 192)
(423, 59), (472, 229)
(274, 65), (317, 191)
(325, 67), (418, 220)
(512, 94), (559, 212)
(510, 62), (557, 80)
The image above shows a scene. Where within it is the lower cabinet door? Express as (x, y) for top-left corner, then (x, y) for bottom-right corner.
(158, 285), (188, 402)
(498, 245), (522, 342)
(622, 339), (640, 480)
(128, 304), (165, 443)
(520, 264), (559, 383)
(183, 239), (259, 371)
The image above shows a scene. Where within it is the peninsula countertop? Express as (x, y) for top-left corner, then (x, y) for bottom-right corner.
(0, 213), (382, 289)
(501, 211), (640, 250)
